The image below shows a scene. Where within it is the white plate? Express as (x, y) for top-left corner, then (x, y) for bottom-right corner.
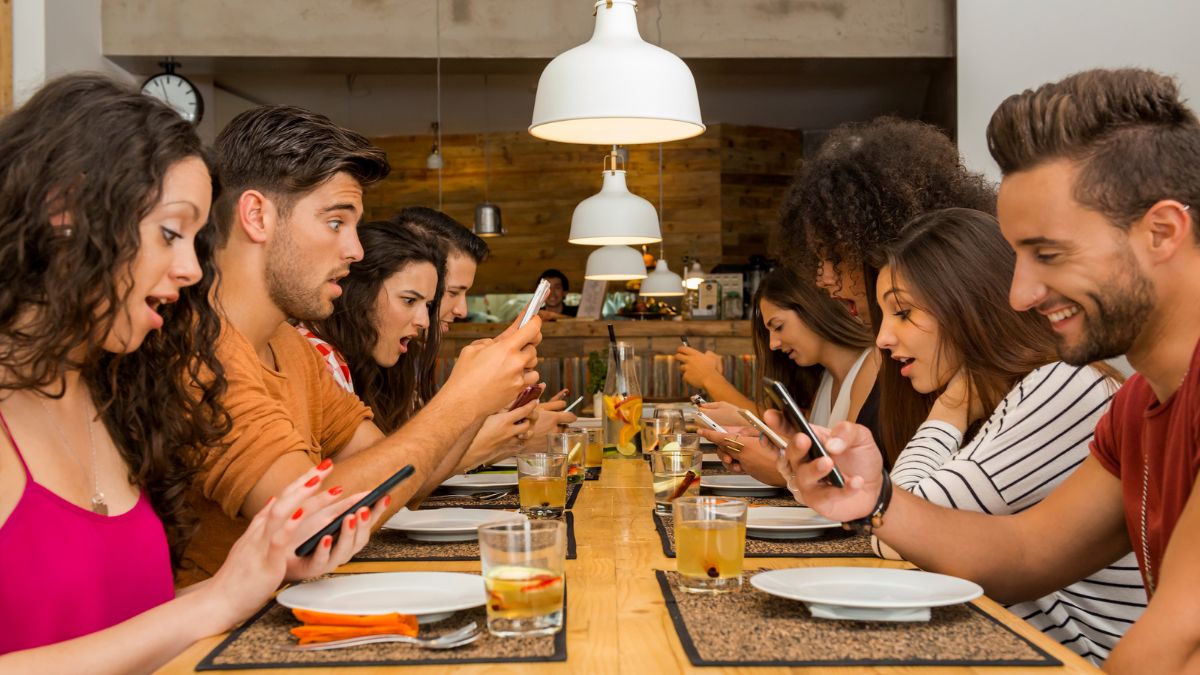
(750, 567), (983, 622)
(701, 474), (784, 496)
(439, 473), (518, 494)
(745, 506), (839, 540)
(702, 452), (723, 464)
(488, 457), (517, 469)
(569, 417), (602, 428)
(277, 572), (486, 623)
(382, 508), (526, 542)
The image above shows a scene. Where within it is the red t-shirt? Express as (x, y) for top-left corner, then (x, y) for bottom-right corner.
(1091, 337), (1200, 594)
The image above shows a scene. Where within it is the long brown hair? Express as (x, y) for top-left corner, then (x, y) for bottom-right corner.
(873, 208), (1061, 460)
(751, 267), (873, 410)
(309, 222), (447, 432)
(0, 74), (231, 569)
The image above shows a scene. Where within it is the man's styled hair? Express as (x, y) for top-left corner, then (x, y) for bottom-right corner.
(211, 105), (390, 245)
(393, 207), (489, 263)
(988, 68), (1200, 242)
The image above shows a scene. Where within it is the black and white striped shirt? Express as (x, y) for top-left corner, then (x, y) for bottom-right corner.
(881, 363), (1147, 665)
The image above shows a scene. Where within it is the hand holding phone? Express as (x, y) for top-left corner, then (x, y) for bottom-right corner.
(689, 393), (708, 406)
(295, 465), (415, 557)
(520, 279), (552, 327)
(761, 377), (845, 488)
(693, 410), (728, 434)
(736, 408), (789, 451)
(510, 383), (544, 411)
(680, 336), (691, 347)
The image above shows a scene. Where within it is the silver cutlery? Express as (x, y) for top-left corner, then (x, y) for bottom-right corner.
(287, 622), (480, 652)
(423, 491), (512, 503)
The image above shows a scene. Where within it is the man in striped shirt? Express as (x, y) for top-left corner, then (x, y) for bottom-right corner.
(783, 68), (1200, 674)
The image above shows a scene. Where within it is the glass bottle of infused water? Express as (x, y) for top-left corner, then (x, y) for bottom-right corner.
(602, 342), (643, 458)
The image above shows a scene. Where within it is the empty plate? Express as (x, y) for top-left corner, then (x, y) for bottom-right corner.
(277, 572), (487, 623)
(701, 474), (784, 496)
(439, 473), (518, 494)
(750, 567), (983, 622)
(745, 506), (839, 540)
(382, 508), (526, 542)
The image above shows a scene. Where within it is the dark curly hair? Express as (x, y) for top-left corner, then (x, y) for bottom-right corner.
(777, 117), (997, 278)
(309, 222), (446, 432)
(0, 74), (231, 570)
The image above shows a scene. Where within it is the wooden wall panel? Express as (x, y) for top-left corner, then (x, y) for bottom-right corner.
(364, 123), (802, 293)
(1, 0), (12, 115)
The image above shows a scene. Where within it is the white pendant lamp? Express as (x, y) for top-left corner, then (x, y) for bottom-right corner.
(585, 245), (649, 281)
(569, 147), (661, 245)
(640, 259), (685, 296)
(530, 0), (704, 145)
(684, 260), (705, 290)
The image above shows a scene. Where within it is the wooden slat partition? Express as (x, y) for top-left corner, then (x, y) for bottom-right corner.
(365, 124), (803, 294)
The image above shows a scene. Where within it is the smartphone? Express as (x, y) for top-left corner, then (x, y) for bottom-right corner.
(736, 408), (789, 451)
(295, 464), (415, 557)
(693, 410), (728, 434)
(761, 377), (845, 488)
(510, 383), (543, 410)
(519, 279), (552, 327)
(679, 336), (691, 347)
(689, 394), (708, 407)
(563, 395), (584, 413)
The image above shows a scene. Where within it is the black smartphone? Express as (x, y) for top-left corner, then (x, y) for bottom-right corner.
(680, 336), (691, 347)
(294, 464), (415, 556)
(689, 394), (708, 406)
(761, 377), (845, 488)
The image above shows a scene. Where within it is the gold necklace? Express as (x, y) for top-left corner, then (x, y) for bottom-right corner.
(37, 397), (107, 515)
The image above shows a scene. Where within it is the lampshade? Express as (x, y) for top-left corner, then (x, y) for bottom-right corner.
(425, 149), (443, 170)
(529, 0), (704, 145)
(569, 161), (661, 246)
(474, 202), (504, 237)
(585, 245), (648, 280)
(639, 259), (685, 296)
(683, 261), (705, 290)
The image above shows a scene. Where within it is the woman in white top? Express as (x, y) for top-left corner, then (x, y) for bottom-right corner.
(686, 267), (876, 483)
(871, 207), (1145, 665)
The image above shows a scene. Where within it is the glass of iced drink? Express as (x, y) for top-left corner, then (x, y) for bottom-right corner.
(673, 496), (747, 593)
(582, 427), (604, 470)
(649, 446), (703, 514)
(516, 452), (569, 518)
(479, 520), (566, 637)
(547, 430), (586, 484)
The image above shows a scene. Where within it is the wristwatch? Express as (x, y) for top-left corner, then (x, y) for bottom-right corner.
(843, 469), (893, 534)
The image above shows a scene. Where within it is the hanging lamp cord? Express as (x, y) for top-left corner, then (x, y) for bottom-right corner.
(435, 0), (443, 210)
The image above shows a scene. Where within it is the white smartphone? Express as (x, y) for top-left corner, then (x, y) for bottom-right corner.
(736, 408), (789, 451)
(519, 279), (552, 327)
(693, 410), (728, 434)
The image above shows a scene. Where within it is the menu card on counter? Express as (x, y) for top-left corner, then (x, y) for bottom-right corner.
(575, 279), (607, 320)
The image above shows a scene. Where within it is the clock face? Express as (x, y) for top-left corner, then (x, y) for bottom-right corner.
(141, 73), (204, 124)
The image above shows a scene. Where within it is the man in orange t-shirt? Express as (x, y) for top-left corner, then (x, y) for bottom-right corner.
(780, 69), (1200, 673)
(184, 105), (541, 579)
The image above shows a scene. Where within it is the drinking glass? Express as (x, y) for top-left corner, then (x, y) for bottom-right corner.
(582, 427), (604, 469)
(655, 407), (686, 434)
(673, 496), (747, 593)
(641, 418), (675, 457)
(516, 453), (569, 518)
(649, 447), (703, 514)
(547, 430), (586, 484)
(479, 520), (566, 638)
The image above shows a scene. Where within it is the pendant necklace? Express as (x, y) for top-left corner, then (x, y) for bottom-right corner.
(38, 397), (107, 515)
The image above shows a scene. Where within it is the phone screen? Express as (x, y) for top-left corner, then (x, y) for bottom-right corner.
(294, 464), (415, 557)
(520, 279), (552, 327)
(762, 378), (845, 488)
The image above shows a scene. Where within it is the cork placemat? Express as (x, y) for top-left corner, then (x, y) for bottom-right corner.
(197, 582), (567, 670)
(422, 482), (582, 510)
(652, 510), (874, 558)
(654, 570), (1060, 668)
(353, 511), (577, 562)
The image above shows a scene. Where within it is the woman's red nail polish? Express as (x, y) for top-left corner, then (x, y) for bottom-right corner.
(304, 475), (320, 488)
(316, 458), (333, 471)
(291, 508), (304, 520)
(348, 517), (357, 530)
(328, 485), (343, 496)
(360, 509), (370, 522)
(383, 495), (392, 508)
(323, 535), (333, 549)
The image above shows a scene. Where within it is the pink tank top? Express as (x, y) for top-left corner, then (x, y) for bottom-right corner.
(0, 410), (175, 653)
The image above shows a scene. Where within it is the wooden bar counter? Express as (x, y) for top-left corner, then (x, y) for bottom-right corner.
(159, 459), (1099, 674)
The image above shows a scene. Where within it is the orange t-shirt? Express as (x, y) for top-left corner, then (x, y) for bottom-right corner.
(182, 322), (372, 581)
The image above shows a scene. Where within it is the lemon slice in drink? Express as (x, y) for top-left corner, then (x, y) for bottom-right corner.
(660, 441), (681, 453)
(616, 442), (638, 456)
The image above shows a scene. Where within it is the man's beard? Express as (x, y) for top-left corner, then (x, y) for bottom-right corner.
(1055, 249), (1155, 365)
(265, 227), (334, 322)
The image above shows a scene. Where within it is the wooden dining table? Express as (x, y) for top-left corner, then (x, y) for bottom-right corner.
(159, 458), (1100, 674)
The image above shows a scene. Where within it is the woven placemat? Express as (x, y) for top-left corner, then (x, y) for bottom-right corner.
(422, 482), (582, 510)
(197, 582), (567, 670)
(654, 570), (1060, 668)
(585, 466), (602, 481)
(652, 510), (874, 558)
(353, 512), (577, 562)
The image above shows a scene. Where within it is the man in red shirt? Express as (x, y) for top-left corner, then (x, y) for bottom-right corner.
(783, 68), (1200, 673)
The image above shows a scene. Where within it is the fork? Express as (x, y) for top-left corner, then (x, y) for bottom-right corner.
(287, 622), (481, 652)
(423, 491), (512, 503)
